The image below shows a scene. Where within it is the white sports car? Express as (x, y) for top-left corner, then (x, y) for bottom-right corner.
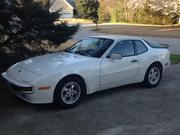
(2, 35), (170, 108)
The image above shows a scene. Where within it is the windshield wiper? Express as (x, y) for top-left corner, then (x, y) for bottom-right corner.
(74, 51), (88, 56)
(64, 49), (71, 53)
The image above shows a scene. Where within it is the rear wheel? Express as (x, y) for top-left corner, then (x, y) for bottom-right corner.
(54, 76), (86, 108)
(143, 63), (162, 88)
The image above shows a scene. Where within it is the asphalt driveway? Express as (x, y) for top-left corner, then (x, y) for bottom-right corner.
(0, 64), (180, 135)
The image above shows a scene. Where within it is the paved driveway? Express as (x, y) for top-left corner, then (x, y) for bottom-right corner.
(73, 25), (180, 54)
(0, 64), (180, 135)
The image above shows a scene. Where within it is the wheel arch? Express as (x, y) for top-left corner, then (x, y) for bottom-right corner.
(143, 61), (163, 81)
(149, 61), (163, 71)
(55, 74), (87, 95)
(143, 61), (163, 88)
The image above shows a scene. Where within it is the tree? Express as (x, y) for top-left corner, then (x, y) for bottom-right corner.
(33, 0), (49, 7)
(127, 0), (146, 10)
(76, 0), (99, 29)
(76, 0), (99, 19)
(0, 0), (78, 71)
(98, 0), (106, 23)
(0, 0), (78, 48)
(97, 0), (180, 24)
(111, 8), (119, 23)
(148, 0), (180, 23)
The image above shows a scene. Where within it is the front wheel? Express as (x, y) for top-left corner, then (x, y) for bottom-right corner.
(143, 63), (162, 88)
(54, 76), (86, 108)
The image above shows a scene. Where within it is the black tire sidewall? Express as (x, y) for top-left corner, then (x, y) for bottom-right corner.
(144, 63), (162, 88)
(54, 76), (86, 108)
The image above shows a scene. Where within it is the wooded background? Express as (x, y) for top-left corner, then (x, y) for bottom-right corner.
(98, 0), (180, 24)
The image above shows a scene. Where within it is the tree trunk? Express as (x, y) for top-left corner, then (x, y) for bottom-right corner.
(96, 22), (98, 30)
(123, 0), (128, 22)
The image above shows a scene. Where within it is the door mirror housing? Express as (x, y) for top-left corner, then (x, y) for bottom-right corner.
(111, 54), (122, 61)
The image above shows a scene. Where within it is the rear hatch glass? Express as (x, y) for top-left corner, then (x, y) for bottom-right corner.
(144, 39), (169, 48)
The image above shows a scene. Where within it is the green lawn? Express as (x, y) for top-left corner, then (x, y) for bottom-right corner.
(171, 54), (180, 64)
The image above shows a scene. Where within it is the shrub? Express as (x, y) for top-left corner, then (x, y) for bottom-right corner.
(0, 0), (78, 73)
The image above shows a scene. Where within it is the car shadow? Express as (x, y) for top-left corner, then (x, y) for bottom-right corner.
(83, 83), (144, 104)
(0, 81), (146, 112)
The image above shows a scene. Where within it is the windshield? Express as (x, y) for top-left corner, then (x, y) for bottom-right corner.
(65, 37), (114, 58)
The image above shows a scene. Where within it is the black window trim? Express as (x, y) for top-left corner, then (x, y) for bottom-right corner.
(133, 40), (148, 55)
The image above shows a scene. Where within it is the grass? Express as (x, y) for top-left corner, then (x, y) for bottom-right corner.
(171, 54), (180, 64)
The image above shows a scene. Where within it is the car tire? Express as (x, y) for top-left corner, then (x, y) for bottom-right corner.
(143, 63), (162, 88)
(54, 76), (86, 108)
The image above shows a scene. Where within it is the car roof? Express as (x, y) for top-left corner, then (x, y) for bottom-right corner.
(89, 35), (143, 41)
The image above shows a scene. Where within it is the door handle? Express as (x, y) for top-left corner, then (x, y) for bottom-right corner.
(131, 59), (138, 63)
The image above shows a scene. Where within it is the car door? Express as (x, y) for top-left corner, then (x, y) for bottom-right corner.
(100, 40), (139, 88)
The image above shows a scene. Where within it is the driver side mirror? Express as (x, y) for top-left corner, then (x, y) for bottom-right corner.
(110, 54), (122, 61)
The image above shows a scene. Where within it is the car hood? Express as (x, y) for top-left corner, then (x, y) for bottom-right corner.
(17, 52), (91, 74)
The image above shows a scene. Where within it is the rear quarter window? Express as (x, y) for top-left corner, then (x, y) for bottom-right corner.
(134, 40), (148, 55)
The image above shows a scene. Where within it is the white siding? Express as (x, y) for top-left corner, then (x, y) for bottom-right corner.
(49, 0), (74, 19)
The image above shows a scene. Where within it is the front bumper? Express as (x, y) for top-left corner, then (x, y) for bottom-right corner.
(1, 72), (54, 104)
(1, 72), (33, 94)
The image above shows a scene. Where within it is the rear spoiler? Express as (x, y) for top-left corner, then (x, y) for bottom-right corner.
(159, 44), (170, 48)
(143, 39), (170, 49)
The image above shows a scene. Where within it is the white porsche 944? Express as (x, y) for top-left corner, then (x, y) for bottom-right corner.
(2, 35), (170, 108)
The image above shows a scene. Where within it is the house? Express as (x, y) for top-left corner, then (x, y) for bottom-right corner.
(49, 0), (76, 19)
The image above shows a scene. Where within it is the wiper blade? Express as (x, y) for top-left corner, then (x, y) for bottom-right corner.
(74, 51), (88, 56)
(64, 49), (71, 53)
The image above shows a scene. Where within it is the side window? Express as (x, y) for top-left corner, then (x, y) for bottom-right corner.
(107, 40), (135, 57)
(134, 40), (148, 55)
